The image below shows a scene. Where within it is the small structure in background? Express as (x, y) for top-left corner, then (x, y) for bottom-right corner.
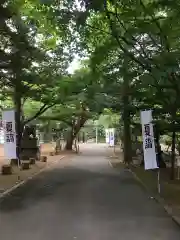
(133, 148), (143, 165)
(105, 128), (115, 147)
(1, 164), (12, 175)
(20, 125), (40, 161)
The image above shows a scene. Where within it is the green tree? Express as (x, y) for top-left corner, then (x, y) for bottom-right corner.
(39, 65), (108, 150)
(0, 0), (75, 159)
(73, 0), (180, 178)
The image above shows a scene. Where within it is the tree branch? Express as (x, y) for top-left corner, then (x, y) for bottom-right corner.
(139, 0), (170, 51)
(103, 0), (152, 72)
(61, 119), (74, 126)
(104, 0), (180, 95)
(24, 103), (56, 125)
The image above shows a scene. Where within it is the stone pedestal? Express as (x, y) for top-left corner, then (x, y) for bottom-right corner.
(1, 165), (12, 175)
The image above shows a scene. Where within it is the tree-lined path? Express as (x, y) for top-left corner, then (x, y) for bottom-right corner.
(0, 144), (180, 240)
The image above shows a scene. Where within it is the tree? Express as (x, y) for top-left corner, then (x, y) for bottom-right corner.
(32, 0), (180, 177)
(0, 0), (75, 159)
(73, 0), (180, 177)
(38, 64), (108, 150)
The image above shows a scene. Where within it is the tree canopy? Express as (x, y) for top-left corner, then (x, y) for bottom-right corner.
(1, 0), (180, 178)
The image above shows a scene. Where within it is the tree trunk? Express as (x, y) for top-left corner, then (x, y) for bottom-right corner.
(123, 96), (132, 163)
(122, 57), (132, 164)
(14, 88), (22, 164)
(43, 121), (51, 143)
(82, 132), (85, 143)
(171, 126), (176, 180)
(65, 115), (87, 150)
(154, 126), (160, 149)
(154, 125), (166, 168)
(77, 134), (80, 142)
(65, 128), (74, 150)
(65, 138), (74, 150)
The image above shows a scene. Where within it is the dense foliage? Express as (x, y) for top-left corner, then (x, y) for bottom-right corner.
(1, 0), (180, 178)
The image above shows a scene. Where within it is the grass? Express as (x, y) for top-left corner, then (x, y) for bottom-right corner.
(109, 149), (180, 207)
(130, 165), (180, 206)
(108, 146), (180, 217)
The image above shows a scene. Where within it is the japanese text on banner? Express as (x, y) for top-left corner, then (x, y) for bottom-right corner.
(5, 121), (15, 143)
(144, 124), (152, 149)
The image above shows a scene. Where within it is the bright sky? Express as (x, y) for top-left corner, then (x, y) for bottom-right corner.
(67, 0), (85, 74)
(67, 56), (81, 74)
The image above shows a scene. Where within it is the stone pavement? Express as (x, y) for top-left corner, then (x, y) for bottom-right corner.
(0, 143), (180, 239)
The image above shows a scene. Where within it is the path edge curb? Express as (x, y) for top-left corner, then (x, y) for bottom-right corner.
(0, 155), (65, 199)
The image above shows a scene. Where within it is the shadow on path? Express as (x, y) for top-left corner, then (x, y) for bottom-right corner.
(0, 165), (136, 213)
(0, 144), (180, 240)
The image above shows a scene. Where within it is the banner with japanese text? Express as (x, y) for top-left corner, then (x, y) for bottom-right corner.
(105, 129), (110, 144)
(140, 110), (158, 170)
(109, 128), (115, 147)
(2, 109), (17, 159)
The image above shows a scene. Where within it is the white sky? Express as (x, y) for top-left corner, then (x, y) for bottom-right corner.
(67, 57), (81, 73)
(67, 0), (85, 74)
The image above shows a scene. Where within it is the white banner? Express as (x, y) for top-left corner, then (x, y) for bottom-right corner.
(0, 121), (4, 144)
(2, 110), (17, 159)
(109, 128), (115, 147)
(105, 129), (110, 144)
(140, 110), (158, 170)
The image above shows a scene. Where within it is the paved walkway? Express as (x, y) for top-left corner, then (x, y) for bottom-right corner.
(0, 144), (180, 239)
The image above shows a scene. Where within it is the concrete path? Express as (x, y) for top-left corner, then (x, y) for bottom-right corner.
(0, 144), (180, 239)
